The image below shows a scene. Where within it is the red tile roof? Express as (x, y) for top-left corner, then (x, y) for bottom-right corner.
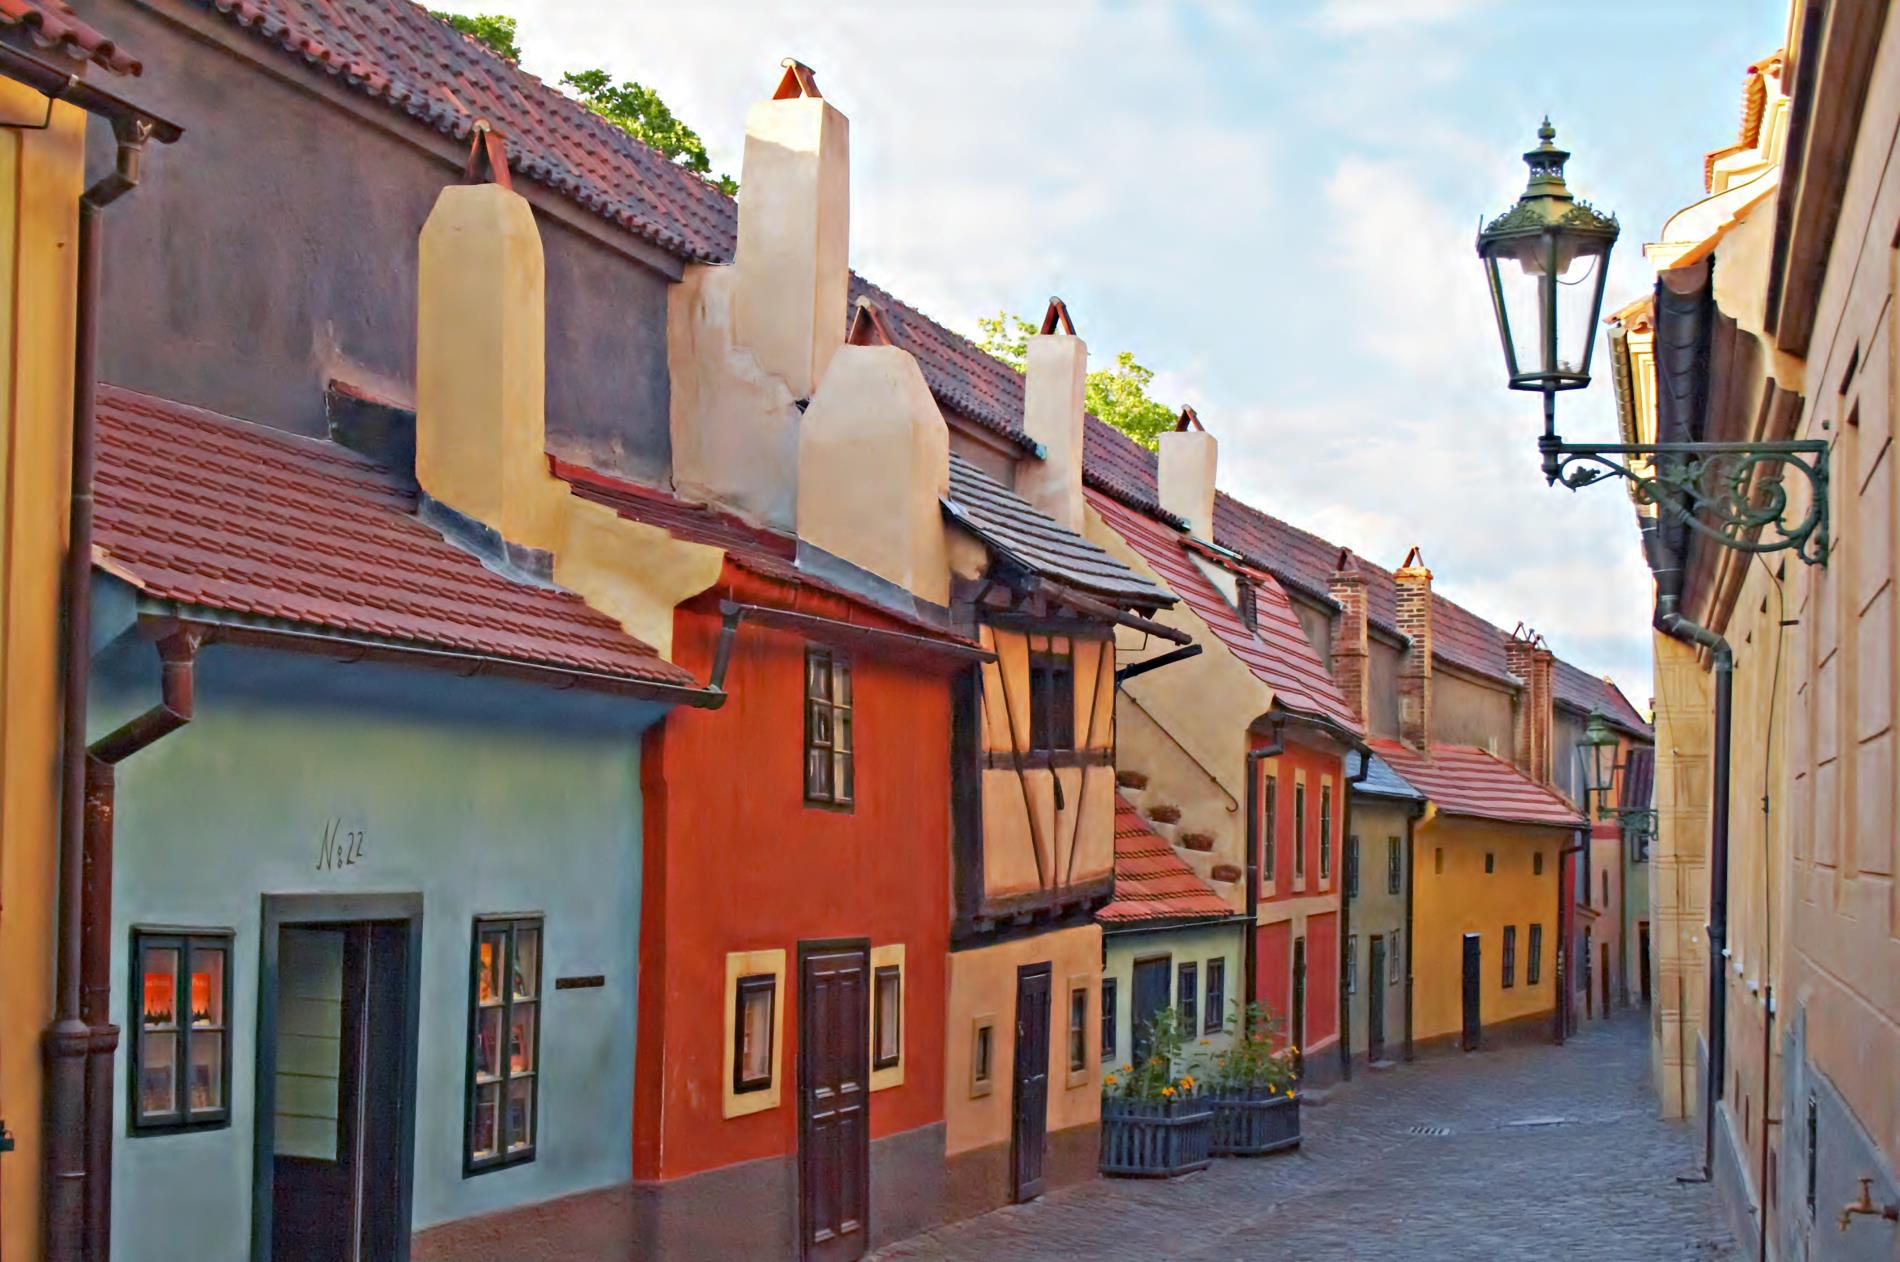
(192, 0), (734, 262)
(1090, 488), (1362, 736)
(2, 0), (140, 74)
(96, 385), (696, 688)
(1554, 656), (1651, 737)
(1099, 794), (1233, 925)
(1368, 740), (1584, 830)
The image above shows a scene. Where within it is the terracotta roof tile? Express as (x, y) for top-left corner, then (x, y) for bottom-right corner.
(1098, 794), (1233, 924)
(1, 0), (139, 73)
(1369, 740), (1583, 830)
(1553, 656), (1652, 738)
(96, 385), (696, 687)
(944, 454), (1170, 608)
(1089, 488), (1361, 736)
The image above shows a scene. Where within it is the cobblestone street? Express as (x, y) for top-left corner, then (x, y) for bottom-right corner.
(874, 1013), (1736, 1261)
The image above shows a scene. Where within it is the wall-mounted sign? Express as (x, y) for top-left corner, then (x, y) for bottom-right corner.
(316, 818), (366, 872)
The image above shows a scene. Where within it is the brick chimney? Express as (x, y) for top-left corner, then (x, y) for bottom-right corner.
(414, 149), (562, 552)
(1328, 549), (1369, 730)
(1394, 546), (1433, 749)
(734, 60), (848, 401)
(1158, 407), (1215, 537)
(1018, 298), (1087, 532)
(795, 299), (949, 606)
(1504, 628), (1556, 782)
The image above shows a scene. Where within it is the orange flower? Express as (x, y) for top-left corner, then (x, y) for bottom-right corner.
(1161, 1086), (1175, 1097)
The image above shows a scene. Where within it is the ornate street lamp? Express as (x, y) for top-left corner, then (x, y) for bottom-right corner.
(1575, 706), (1656, 844)
(1477, 121), (1831, 565)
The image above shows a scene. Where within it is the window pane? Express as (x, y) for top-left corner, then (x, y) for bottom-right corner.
(807, 748), (832, 799)
(506, 1077), (534, 1152)
(478, 931), (506, 1005)
(836, 752), (854, 804)
(837, 711), (852, 756)
(835, 662), (851, 706)
(810, 702), (833, 746)
(188, 1030), (224, 1114)
(808, 651), (830, 700)
(1101, 980), (1117, 1059)
(874, 968), (901, 1067)
(512, 928), (539, 1001)
(973, 1025), (992, 1083)
(139, 1032), (178, 1120)
(472, 1082), (500, 1160)
(510, 1002), (537, 1075)
(1068, 988), (1087, 1072)
(142, 946), (179, 1028)
(475, 1005), (502, 1081)
(737, 978), (774, 1087)
(189, 945), (225, 1028)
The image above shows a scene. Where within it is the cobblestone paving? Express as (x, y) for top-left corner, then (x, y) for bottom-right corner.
(875, 1013), (1737, 1261)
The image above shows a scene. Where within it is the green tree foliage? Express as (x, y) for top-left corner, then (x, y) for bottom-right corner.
(976, 312), (1177, 451)
(429, 11), (521, 62)
(559, 69), (738, 196)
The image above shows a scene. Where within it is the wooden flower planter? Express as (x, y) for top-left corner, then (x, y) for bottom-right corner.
(1208, 1090), (1300, 1157)
(1099, 1097), (1214, 1178)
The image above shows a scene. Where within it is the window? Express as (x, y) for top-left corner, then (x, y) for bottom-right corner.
(1345, 936), (1358, 994)
(970, 1018), (995, 1097)
(735, 975), (777, 1090)
(1068, 987), (1088, 1074)
(466, 915), (542, 1172)
(1345, 835), (1360, 899)
(873, 965), (902, 1071)
(1528, 924), (1544, 986)
(804, 647), (854, 806)
(1236, 576), (1258, 630)
(1319, 786), (1333, 881)
(1101, 978), (1118, 1060)
(1484, 852), (1495, 874)
(130, 928), (232, 1133)
(1261, 774), (1278, 883)
(1387, 836), (1402, 895)
(1293, 784), (1307, 880)
(1028, 650), (1076, 753)
(1434, 846), (1444, 875)
(1390, 931), (1402, 984)
(1177, 962), (1197, 1035)
(1534, 850), (1545, 876)
(1502, 926), (1517, 989)
(1602, 871), (1610, 906)
(1204, 959), (1225, 1034)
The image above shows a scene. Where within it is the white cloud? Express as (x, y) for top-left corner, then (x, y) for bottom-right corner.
(1312, 0), (1498, 36)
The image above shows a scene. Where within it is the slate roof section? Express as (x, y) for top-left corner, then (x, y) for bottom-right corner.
(1554, 656), (1652, 737)
(1369, 740), (1584, 830)
(943, 454), (1171, 609)
(1099, 794), (1234, 925)
(191, 0), (735, 262)
(95, 385), (696, 688)
(1351, 749), (1425, 802)
(849, 275), (1037, 450)
(1, 0), (140, 73)
(1620, 745), (1656, 811)
(1090, 487), (1362, 737)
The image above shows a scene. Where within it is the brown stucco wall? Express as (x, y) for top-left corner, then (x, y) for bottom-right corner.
(70, 0), (675, 483)
(1433, 668), (1515, 752)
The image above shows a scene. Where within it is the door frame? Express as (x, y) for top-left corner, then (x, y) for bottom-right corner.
(251, 893), (423, 1262)
(796, 937), (872, 1262)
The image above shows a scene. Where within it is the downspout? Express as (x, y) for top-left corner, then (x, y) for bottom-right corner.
(46, 115), (166, 1262)
(1646, 516), (1734, 1181)
(1338, 744), (1371, 1082)
(1555, 834), (1586, 1045)
(1402, 805), (1420, 1062)
(1243, 717), (1286, 1034)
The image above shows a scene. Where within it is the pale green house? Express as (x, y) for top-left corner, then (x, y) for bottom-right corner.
(1343, 750), (1426, 1068)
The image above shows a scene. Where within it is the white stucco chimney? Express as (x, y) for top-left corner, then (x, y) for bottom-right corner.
(796, 300), (950, 606)
(1018, 298), (1087, 532)
(734, 60), (848, 401)
(1157, 407), (1216, 538)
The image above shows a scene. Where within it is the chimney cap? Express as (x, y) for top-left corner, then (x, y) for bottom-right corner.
(846, 297), (895, 347)
(1399, 544), (1428, 571)
(1332, 547), (1363, 576)
(1175, 405), (1204, 433)
(1039, 297), (1077, 336)
(773, 59), (823, 99)
(462, 119), (512, 190)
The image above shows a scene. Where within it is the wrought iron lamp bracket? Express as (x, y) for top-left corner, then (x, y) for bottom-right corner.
(1537, 432), (1831, 566)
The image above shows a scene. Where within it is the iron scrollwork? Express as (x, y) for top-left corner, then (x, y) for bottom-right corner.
(1544, 439), (1831, 566)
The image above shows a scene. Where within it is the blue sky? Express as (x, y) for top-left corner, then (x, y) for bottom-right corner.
(444, 0), (1790, 708)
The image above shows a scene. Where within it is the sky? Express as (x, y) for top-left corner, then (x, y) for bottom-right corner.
(437, 0), (1791, 708)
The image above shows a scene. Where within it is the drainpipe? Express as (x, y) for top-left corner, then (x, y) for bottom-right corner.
(1402, 806), (1420, 1062)
(1243, 717), (1286, 1033)
(1337, 744), (1372, 1082)
(1645, 517), (1734, 1181)
(45, 111), (171, 1262)
(1554, 834), (1586, 1045)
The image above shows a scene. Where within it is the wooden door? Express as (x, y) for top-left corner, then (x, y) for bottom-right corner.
(1010, 964), (1052, 1203)
(1291, 937), (1307, 1074)
(1638, 923), (1652, 1006)
(1129, 956), (1170, 1064)
(1460, 934), (1481, 1051)
(1601, 942), (1612, 1016)
(1366, 936), (1386, 1062)
(798, 944), (870, 1262)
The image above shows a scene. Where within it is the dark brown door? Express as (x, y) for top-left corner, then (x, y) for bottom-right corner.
(1639, 923), (1652, 1006)
(799, 944), (870, 1262)
(1601, 942), (1612, 1016)
(1129, 956), (1171, 1064)
(1011, 964), (1052, 1202)
(1460, 934), (1482, 1051)
(1291, 937), (1307, 1075)
(1366, 936), (1387, 1063)
(270, 921), (410, 1262)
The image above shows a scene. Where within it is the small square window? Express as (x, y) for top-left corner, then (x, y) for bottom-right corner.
(1068, 987), (1089, 1075)
(1203, 959), (1226, 1035)
(1177, 962), (1198, 1036)
(734, 975), (777, 1092)
(970, 1018), (995, 1097)
(1534, 851), (1545, 876)
(873, 965), (902, 1072)
(1484, 852), (1495, 874)
(805, 648), (854, 807)
(1029, 650), (1076, 754)
(130, 928), (232, 1134)
(1101, 979), (1118, 1061)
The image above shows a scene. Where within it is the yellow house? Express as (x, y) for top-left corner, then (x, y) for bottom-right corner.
(0, 15), (155, 1259)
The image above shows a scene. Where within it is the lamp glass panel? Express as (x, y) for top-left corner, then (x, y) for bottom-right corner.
(1485, 233), (1551, 379)
(1553, 236), (1610, 377)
